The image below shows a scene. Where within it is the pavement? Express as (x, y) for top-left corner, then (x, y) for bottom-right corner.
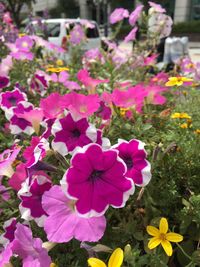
(118, 41), (200, 63)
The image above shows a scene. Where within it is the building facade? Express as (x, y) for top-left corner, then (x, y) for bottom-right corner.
(31, 0), (200, 23)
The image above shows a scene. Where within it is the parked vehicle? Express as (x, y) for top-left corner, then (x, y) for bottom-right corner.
(25, 18), (101, 51)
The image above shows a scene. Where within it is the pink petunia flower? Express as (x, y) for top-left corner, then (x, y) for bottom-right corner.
(40, 93), (65, 119)
(129, 5), (144, 26)
(109, 8), (129, 24)
(124, 26), (138, 43)
(11, 50), (34, 60)
(113, 139), (151, 186)
(77, 69), (109, 94)
(18, 174), (52, 226)
(52, 112), (97, 156)
(42, 185), (106, 242)
(0, 224), (51, 267)
(0, 145), (20, 177)
(0, 87), (27, 111)
(61, 143), (134, 217)
(9, 163), (27, 191)
(69, 24), (86, 45)
(148, 1), (166, 13)
(17, 108), (44, 135)
(62, 92), (100, 119)
(0, 55), (13, 76)
(15, 36), (34, 52)
(50, 70), (69, 84)
(29, 73), (49, 96)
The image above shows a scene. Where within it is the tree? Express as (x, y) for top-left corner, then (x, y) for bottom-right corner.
(3, 0), (35, 27)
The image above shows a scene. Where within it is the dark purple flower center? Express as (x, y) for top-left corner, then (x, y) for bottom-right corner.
(124, 157), (133, 169)
(8, 96), (17, 105)
(89, 170), (104, 182)
(72, 129), (81, 138)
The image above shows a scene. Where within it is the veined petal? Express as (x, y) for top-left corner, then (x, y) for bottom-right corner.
(148, 237), (161, 250)
(166, 232), (183, 243)
(88, 258), (107, 267)
(146, 226), (159, 237)
(108, 248), (124, 267)
(161, 239), (173, 256)
(159, 218), (168, 234)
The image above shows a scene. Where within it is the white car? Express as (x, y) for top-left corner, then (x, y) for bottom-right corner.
(25, 18), (101, 51)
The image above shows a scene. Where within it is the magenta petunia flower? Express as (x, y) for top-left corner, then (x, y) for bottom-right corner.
(41, 118), (56, 139)
(113, 139), (151, 186)
(109, 8), (129, 24)
(61, 143), (134, 217)
(124, 26), (138, 42)
(18, 174), (52, 226)
(62, 92), (100, 119)
(129, 5), (144, 26)
(23, 137), (49, 168)
(42, 185), (106, 242)
(0, 76), (10, 89)
(0, 87), (27, 111)
(9, 162), (27, 191)
(16, 36), (34, 52)
(0, 224), (51, 267)
(40, 93), (65, 119)
(0, 145), (20, 177)
(64, 80), (81, 90)
(6, 101), (34, 135)
(29, 73), (49, 96)
(50, 70), (69, 84)
(52, 112), (97, 156)
(96, 101), (112, 121)
(0, 218), (18, 245)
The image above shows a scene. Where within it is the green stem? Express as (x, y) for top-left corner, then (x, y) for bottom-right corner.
(176, 243), (192, 261)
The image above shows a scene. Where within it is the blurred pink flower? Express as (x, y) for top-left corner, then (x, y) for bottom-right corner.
(129, 5), (144, 26)
(124, 26), (138, 42)
(109, 8), (129, 24)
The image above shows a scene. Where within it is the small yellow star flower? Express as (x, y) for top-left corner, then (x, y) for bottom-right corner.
(171, 112), (191, 119)
(165, 76), (193, 87)
(88, 248), (124, 267)
(147, 218), (183, 257)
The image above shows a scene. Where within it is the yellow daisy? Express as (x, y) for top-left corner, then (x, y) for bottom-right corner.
(165, 76), (193, 87)
(171, 112), (191, 119)
(147, 217), (183, 256)
(88, 248), (123, 267)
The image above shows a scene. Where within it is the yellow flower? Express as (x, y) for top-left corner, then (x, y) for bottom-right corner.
(180, 123), (188, 129)
(171, 112), (191, 119)
(50, 263), (57, 267)
(46, 67), (69, 73)
(119, 108), (129, 117)
(18, 33), (26, 38)
(147, 217), (183, 257)
(165, 76), (193, 87)
(88, 248), (124, 267)
(194, 129), (200, 134)
(56, 59), (64, 66)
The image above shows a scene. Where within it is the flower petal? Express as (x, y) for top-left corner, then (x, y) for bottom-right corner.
(146, 226), (159, 237)
(166, 232), (183, 243)
(159, 218), (168, 234)
(88, 258), (107, 267)
(148, 237), (161, 250)
(161, 240), (173, 256)
(108, 248), (124, 267)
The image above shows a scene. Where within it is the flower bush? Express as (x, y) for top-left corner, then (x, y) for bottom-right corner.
(0, 1), (200, 267)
